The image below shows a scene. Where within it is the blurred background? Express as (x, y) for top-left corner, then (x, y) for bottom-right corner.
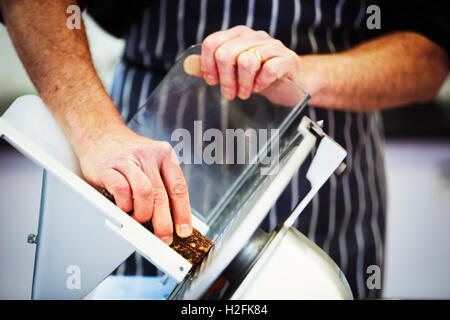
(0, 15), (449, 299)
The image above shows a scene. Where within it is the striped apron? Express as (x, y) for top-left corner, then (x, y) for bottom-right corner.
(109, 0), (386, 299)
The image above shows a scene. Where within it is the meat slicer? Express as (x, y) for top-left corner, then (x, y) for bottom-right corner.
(0, 45), (352, 299)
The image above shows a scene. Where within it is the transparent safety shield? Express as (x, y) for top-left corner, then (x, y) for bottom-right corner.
(128, 45), (310, 239)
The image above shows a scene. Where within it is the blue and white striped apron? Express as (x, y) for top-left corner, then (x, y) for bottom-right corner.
(109, 0), (386, 299)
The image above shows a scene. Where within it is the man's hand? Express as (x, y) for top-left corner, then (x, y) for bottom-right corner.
(194, 25), (448, 111)
(0, 0), (193, 244)
(200, 25), (302, 101)
(78, 124), (192, 245)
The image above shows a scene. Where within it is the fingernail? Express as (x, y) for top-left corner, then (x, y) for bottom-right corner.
(177, 224), (192, 238)
(206, 75), (216, 85)
(161, 236), (173, 245)
(238, 87), (248, 98)
(222, 86), (233, 100)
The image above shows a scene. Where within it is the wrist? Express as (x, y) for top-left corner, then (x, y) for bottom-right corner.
(47, 91), (128, 156)
(71, 115), (131, 157)
(296, 54), (335, 107)
(296, 55), (325, 104)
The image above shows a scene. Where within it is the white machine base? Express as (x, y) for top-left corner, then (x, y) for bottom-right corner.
(0, 95), (351, 300)
(232, 227), (353, 300)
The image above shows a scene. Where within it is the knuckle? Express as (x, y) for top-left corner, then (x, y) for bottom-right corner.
(137, 183), (153, 199)
(134, 145), (149, 159)
(233, 25), (249, 33)
(290, 54), (301, 67)
(256, 30), (270, 38)
(158, 141), (173, 155)
(214, 47), (229, 64)
(286, 49), (298, 60)
(113, 182), (130, 197)
(238, 53), (253, 67)
(272, 39), (283, 47)
(153, 188), (168, 207)
(263, 64), (278, 79)
(134, 214), (150, 224)
(155, 224), (173, 238)
(202, 36), (218, 52)
(169, 182), (188, 197)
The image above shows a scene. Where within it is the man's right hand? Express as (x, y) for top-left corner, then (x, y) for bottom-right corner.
(78, 123), (192, 245)
(0, 0), (193, 244)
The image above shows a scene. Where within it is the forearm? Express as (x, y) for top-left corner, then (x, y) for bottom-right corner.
(0, 0), (125, 155)
(299, 32), (449, 112)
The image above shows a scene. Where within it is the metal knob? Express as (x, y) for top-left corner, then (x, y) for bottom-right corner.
(27, 233), (37, 244)
(334, 162), (347, 176)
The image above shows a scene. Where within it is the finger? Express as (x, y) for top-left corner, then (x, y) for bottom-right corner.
(201, 25), (251, 86)
(249, 44), (299, 92)
(101, 169), (133, 213)
(214, 33), (273, 100)
(112, 159), (154, 224)
(237, 51), (261, 99)
(247, 41), (288, 62)
(254, 56), (292, 93)
(133, 143), (176, 244)
(160, 151), (192, 238)
(147, 171), (174, 245)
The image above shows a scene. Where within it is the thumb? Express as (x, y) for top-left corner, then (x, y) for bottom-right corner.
(183, 54), (202, 77)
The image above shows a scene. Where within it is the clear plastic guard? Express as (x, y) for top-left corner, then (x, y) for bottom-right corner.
(128, 44), (310, 239)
